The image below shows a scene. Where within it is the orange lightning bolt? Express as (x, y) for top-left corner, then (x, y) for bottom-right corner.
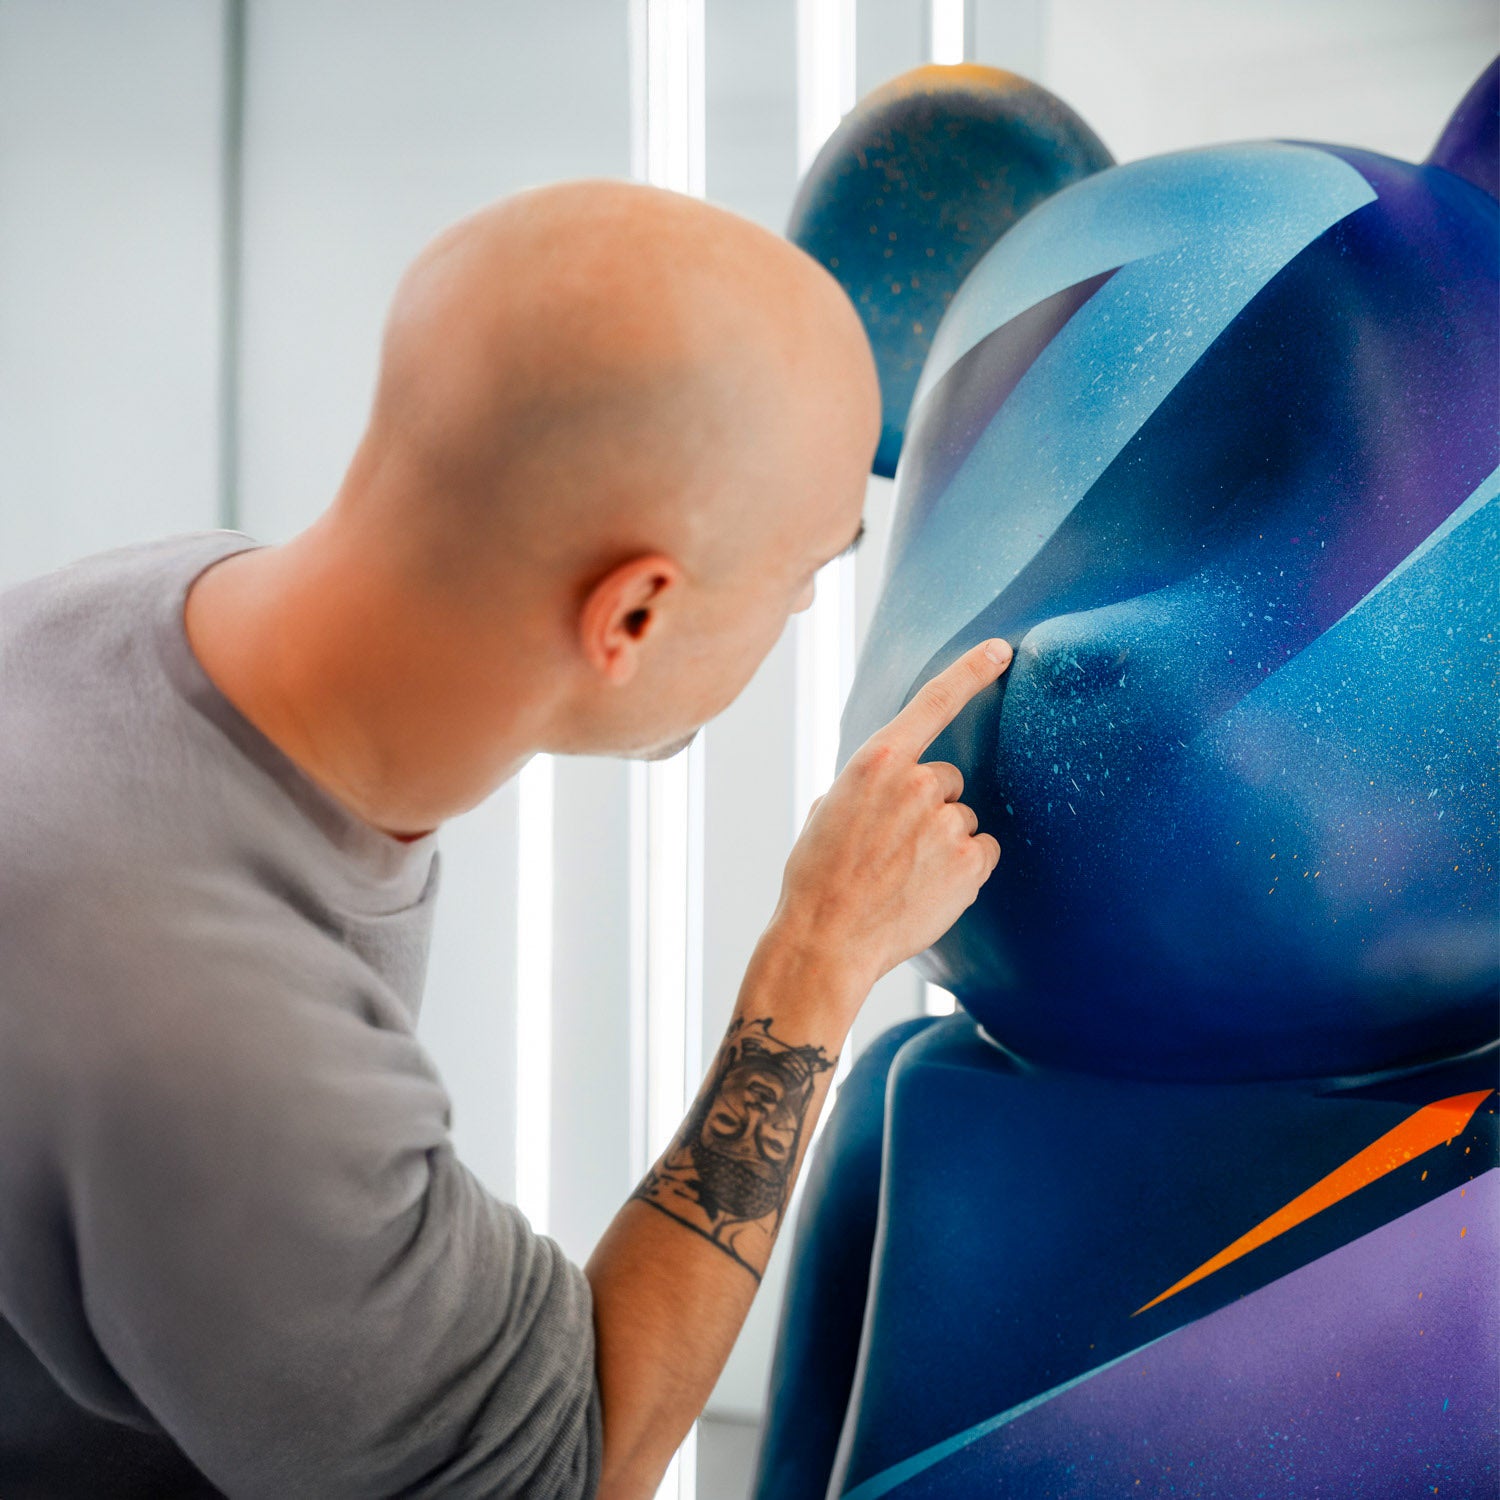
(1134, 1088), (1494, 1317)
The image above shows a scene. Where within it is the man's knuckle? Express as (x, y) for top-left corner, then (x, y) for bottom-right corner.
(899, 774), (928, 807)
(928, 760), (962, 792)
(923, 682), (958, 720)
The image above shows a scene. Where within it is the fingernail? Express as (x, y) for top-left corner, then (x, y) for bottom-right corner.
(984, 639), (1011, 665)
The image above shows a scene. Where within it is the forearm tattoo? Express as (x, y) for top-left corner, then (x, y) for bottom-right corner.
(631, 1016), (834, 1279)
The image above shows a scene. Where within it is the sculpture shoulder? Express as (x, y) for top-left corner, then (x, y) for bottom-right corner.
(838, 1025), (1498, 1494)
(875, 1024), (1497, 1371)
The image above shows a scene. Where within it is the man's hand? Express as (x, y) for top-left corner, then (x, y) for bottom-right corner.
(771, 637), (1012, 993)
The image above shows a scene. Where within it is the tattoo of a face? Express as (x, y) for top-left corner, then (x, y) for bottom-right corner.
(631, 1017), (834, 1279)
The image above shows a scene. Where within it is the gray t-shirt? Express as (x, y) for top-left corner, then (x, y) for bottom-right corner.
(0, 533), (601, 1498)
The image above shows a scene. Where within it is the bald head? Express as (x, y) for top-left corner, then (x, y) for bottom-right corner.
(209, 182), (884, 825)
(349, 180), (879, 594)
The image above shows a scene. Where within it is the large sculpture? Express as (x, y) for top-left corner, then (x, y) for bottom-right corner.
(755, 62), (1499, 1498)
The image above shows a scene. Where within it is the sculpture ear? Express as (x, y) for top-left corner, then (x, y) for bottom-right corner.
(788, 64), (1112, 478)
(1426, 57), (1499, 202)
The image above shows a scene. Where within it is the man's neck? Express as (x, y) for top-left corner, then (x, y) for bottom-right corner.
(184, 537), (503, 839)
(184, 509), (559, 838)
(184, 543), (408, 830)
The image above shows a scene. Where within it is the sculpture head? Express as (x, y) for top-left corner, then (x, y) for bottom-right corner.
(795, 61), (1500, 1081)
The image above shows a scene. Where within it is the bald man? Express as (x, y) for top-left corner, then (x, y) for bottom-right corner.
(0, 182), (1009, 1499)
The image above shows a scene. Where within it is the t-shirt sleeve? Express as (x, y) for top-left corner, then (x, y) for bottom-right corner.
(68, 934), (601, 1499)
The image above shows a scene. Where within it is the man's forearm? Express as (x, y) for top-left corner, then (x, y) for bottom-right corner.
(584, 927), (868, 1500)
(585, 639), (1011, 1497)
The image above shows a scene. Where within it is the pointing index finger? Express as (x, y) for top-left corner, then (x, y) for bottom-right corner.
(884, 640), (1013, 759)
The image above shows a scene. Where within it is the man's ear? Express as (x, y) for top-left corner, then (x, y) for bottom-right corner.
(578, 553), (682, 685)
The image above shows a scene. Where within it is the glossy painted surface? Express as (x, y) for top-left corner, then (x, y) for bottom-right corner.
(838, 89), (1500, 1083)
(759, 60), (1500, 1500)
(756, 1018), (1499, 1498)
(788, 64), (1111, 477)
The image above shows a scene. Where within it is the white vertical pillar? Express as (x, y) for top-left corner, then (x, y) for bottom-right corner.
(916, 0), (970, 1029)
(796, 0), (857, 174)
(926, 0), (971, 65)
(629, 3), (707, 1494)
(633, 0), (707, 196)
(632, 750), (707, 1167)
(794, 0), (860, 1117)
(792, 0), (856, 824)
(514, 754), (556, 1233)
(923, 981), (957, 1015)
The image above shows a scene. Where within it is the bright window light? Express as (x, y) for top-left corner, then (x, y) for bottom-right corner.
(632, 747), (706, 1164)
(633, 0), (705, 195)
(929, 0), (968, 65)
(515, 754), (555, 1234)
(630, 5), (706, 1495)
(924, 981), (958, 1017)
(797, 0), (856, 172)
(794, 0), (858, 828)
(792, 0), (860, 1159)
(626, 748), (704, 1500)
(794, 553), (856, 829)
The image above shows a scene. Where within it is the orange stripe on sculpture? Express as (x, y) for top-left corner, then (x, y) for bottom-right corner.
(1134, 1089), (1494, 1316)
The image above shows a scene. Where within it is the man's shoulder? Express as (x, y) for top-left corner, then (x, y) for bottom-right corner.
(2, 531), (251, 608)
(5, 858), (449, 1197)
(7, 533), (250, 732)
(1, 532), (246, 647)
(0, 531), (265, 938)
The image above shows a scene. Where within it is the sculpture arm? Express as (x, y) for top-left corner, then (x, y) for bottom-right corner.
(752, 1017), (938, 1500)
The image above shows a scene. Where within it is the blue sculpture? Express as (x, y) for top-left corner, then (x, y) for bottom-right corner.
(756, 62), (1499, 1498)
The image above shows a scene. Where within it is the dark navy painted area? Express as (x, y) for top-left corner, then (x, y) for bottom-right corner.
(749, 1019), (937, 1500)
(887, 1170), (1498, 1499)
(832, 1022), (1497, 1493)
(788, 65), (1111, 477)
(758, 60), (1500, 1500)
(1428, 57), (1500, 199)
(760, 1019), (1497, 1498)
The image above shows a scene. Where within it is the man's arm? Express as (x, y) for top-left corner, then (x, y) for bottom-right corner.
(586, 638), (1012, 1498)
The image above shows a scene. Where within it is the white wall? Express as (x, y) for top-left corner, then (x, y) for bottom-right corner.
(0, 0), (225, 587)
(1041, 0), (1495, 166)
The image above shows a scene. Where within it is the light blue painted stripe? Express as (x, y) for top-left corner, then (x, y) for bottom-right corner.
(843, 145), (1377, 751)
(1330, 462), (1500, 632)
(1213, 461), (1500, 728)
(913, 143), (1369, 409)
(840, 1336), (1171, 1500)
